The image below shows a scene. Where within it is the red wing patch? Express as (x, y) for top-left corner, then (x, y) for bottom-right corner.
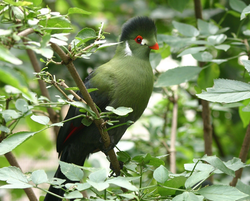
(63, 123), (85, 144)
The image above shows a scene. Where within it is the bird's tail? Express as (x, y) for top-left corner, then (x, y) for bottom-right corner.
(43, 165), (69, 201)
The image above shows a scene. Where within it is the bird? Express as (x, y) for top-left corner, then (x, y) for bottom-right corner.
(44, 16), (159, 200)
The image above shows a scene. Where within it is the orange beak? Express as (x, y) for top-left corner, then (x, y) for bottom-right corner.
(149, 43), (159, 50)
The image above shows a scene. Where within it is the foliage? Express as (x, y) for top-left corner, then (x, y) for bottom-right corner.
(0, 155), (249, 200)
(0, 0), (250, 201)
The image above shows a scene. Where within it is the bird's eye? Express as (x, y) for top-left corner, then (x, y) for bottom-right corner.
(135, 35), (143, 44)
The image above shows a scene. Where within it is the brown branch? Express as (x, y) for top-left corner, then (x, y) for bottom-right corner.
(169, 88), (178, 174)
(5, 152), (38, 201)
(25, 48), (60, 136)
(50, 42), (121, 175)
(201, 100), (213, 156)
(230, 122), (250, 186)
(59, 81), (86, 103)
(193, 0), (213, 183)
(18, 28), (34, 37)
(1, 99), (37, 201)
(194, 0), (203, 19)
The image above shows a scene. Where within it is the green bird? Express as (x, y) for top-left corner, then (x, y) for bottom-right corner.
(44, 16), (158, 200)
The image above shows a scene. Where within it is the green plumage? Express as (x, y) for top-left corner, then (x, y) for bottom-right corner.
(44, 16), (158, 201)
(91, 42), (154, 122)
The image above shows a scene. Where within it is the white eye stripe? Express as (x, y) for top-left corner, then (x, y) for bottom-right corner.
(124, 41), (132, 56)
(141, 38), (148, 45)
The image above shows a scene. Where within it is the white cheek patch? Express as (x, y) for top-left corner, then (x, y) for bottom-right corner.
(141, 38), (148, 46)
(125, 41), (132, 56)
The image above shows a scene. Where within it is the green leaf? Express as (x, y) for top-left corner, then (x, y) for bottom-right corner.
(153, 165), (169, 184)
(68, 7), (91, 15)
(178, 47), (207, 57)
(66, 101), (95, 117)
(197, 19), (219, 35)
(185, 170), (211, 189)
(64, 191), (83, 199)
(150, 52), (162, 69)
(4, 0), (32, 6)
(0, 29), (12, 36)
(73, 28), (96, 46)
(243, 30), (250, 36)
(32, 170), (48, 185)
(173, 192), (202, 201)
(59, 161), (84, 181)
(0, 125), (10, 133)
(236, 180), (250, 200)
(192, 51), (213, 62)
(1, 109), (20, 122)
(158, 176), (186, 196)
(207, 34), (227, 45)
(239, 99), (250, 127)
(157, 35), (197, 52)
(105, 106), (133, 116)
(30, 115), (50, 125)
(0, 46), (22, 65)
(32, 47), (53, 58)
(241, 60), (250, 73)
(107, 177), (138, 191)
(0, 131), (36, 155)
(201, 155), (235, 177)
(119, 193), (139, 200)
(65, 87), (79, 91)
(0, 67), (31, 98)
(198, 185), (248, 201)
(223, 157), (247, 172)
(81, 117), (92, 126)
(87, 169), (109, 191)
(15, 99), (29, 113)
(74, 182), (91, 191)
(196, 79), (250, 103)
(168, 0), (190, 12)
(155, 66), (202, 87)
(26, 0), (42, 6)
(240, 5), (250, 20)
(0, 166), (32, 189)
(229, 0), (247, 13)
(89, 168), (107, 183)
(117, 151), (131, 163)
(214, 44), (230, 51)
(39, 17), (72, 33)
(173, 21), (199, 37)
(12, 6), (24, 20)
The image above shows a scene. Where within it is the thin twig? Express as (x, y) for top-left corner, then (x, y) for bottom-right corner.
(169, 86), (178, 174)
(18, 28), (34, 37)
(59, 81), (86, 103)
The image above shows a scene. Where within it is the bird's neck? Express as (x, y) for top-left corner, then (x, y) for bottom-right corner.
(114, 41), (150, 60)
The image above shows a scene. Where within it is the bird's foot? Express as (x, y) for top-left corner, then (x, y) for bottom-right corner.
(109, 161), (123, 177)
(99, 135), (115, 155)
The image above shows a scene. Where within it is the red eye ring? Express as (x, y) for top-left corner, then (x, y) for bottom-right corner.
(135, 35), (143, 44)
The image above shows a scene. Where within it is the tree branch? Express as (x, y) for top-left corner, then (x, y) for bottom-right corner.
(25, 48), (60, 136)
(193, 0), (213, 183)
(5, 152), (38, 201)
(50, 42), (121, 175)
(230, 121), (250, 186)
(18, 29), (60, 136)
(169, 87), (178, 174)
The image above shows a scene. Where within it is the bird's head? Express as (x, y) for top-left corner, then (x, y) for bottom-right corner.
(119, 16), (159, 58)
